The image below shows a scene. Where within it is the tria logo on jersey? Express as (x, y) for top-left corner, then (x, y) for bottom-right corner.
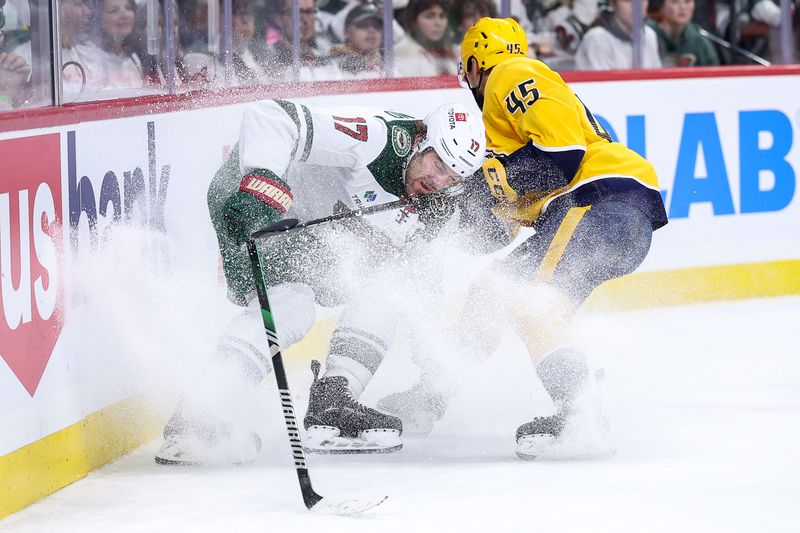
(364, 191), (377, 202)
(0, 134), (64, 396)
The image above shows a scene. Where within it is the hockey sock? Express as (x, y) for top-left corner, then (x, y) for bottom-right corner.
(324, 354), (374, 398)
(322, 324), (390, 397)
(536, 347), (589, 413)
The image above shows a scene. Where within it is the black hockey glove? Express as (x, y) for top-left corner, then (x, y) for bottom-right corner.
(408, 182), (465, 241)
(412, 182), (463, 220)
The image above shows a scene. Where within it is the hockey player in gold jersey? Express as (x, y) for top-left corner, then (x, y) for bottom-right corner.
(459, 18), (668, 459)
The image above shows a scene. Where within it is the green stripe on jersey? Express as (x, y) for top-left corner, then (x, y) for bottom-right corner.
(275, 100), (301, 160)
(300, 104), (314, 162)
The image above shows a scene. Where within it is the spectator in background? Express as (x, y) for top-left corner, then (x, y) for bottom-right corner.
(1, 0), (28, 29)
(495, 0), (537, 37)
(181, 0), (209, 51)
(748, 0), (784, 29)
(80, 0), (144, 93)
(544, 0), (600, 69)
(176, 0), (268, 89)
(60, 0), (93, 98)
(0, 0), (30, 109)
(261, 0), (287, 48)
(743, 0), (798, 63)
(228, 0), (270, 85)
(647, 0), (719, 66)
(395, 0), (458, 76)
(262, 0), (339, 81)
(329, 3), (391, 78)
(326, 0), (405, 46)
(575, 0), (662, 69)
(132, 0), (193, 87)
(0, 52), (29, 109)
(451, 0), (497, 41)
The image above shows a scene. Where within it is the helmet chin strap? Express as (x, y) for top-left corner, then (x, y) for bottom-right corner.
(469, 69), (487, 110)
(470, 86), (485, 110)
(464, 61), (487, 110)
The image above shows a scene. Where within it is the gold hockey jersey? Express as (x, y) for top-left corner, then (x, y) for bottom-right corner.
(480, 57), (667, 230)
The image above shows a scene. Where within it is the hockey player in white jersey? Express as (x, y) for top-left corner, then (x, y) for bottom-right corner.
(155, 100), (488, 463)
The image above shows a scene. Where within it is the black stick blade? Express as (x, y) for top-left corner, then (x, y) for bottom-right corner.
(251, 218), (301, 239)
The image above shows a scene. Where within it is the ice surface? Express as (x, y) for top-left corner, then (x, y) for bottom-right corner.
(2, 296), (799, 533)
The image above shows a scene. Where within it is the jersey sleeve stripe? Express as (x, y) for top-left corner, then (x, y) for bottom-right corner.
(529, 139), (588, 153)
(540, 175), (666, 226)
(274, 99), (302, 160)
(299, 104), (314, 163)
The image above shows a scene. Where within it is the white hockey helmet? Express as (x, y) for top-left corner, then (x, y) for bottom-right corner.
(418, 103), (486, 178)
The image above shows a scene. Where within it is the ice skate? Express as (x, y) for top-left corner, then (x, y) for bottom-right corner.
(515, 406), (615, 461)
(303, 361), (402, 454)
(514, 414), (566, 460)
(376, 381), (448, 436)
(154, 405), (261, 466)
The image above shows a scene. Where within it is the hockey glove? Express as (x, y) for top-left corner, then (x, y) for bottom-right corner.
(413, 181), (464, 219)
(408, 183), (464, 241)
(223, 171), (293, 246)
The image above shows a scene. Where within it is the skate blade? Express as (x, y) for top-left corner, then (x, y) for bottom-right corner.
(380, 410), (437, 437)
(154, 435), (261, 467)
(516, 434), (616, 461)
(305, 444), (403, 455)
(305, 426), (402, 454)
(155, 455), (260, 466)
(155, 456), (202, 466)
(311, 495), (389, 516)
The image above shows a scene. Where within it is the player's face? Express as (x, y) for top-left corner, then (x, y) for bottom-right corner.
(459, 57), (483, 88)
(404, 148), (461, 196)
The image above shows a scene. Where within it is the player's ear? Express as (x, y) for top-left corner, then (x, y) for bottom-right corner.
(468, 56), (478, 73)
(412, 119), (427, 149)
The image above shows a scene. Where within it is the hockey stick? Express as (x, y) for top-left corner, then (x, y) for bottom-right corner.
(244, 196), (432, 515)
(249, 188), (459, 240)
(246, 236), (388, 515)
(697, 27), (772, 66)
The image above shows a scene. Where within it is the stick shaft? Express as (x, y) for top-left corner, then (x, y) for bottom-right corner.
(698, 27), (771, 66)
(250, 197), (413, 240)
(246, 237), (322, 510)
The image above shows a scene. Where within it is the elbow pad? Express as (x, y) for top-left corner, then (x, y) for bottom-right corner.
(499, 144), (574, 194)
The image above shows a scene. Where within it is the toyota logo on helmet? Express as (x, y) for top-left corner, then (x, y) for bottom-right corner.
(419, 103), (486, 178)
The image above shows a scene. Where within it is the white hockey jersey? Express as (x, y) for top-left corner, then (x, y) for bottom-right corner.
(238, 99), (426, 247)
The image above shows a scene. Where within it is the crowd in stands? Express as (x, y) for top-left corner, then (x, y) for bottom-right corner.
(0, 0), (797, 107)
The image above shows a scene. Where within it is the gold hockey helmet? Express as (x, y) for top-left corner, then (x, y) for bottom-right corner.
(459, 17), (528, 76)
